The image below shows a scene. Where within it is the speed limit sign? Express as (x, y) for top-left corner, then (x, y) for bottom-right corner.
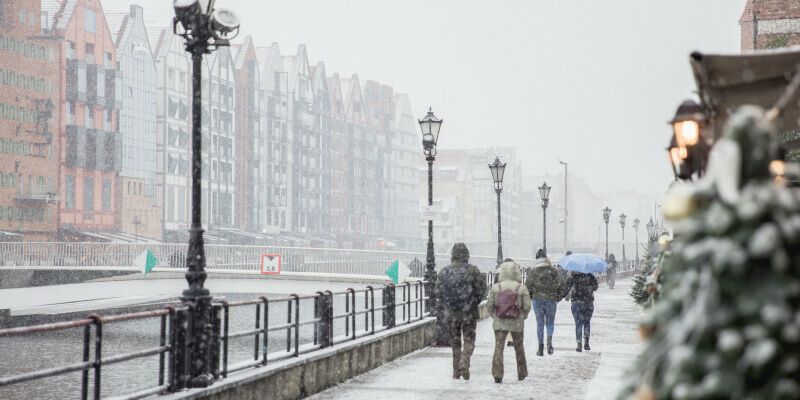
(260, 254), (282, 275)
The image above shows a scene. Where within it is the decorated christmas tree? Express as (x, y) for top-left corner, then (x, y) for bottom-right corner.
(621, 106), (800, 400)
(629, 245), (653, 306)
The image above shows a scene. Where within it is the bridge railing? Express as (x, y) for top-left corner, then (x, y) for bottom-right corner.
(0, 242), (533, 275)
(0, 307), (179, 400)
(0, 282), (429, 399)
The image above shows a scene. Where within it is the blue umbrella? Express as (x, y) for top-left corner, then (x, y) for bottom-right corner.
(557, 253), (608, 274)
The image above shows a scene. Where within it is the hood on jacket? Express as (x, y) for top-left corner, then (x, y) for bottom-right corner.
(533, 257), (553, 269)
(498, 261), (522, 283)
(451, 242), (470, 263)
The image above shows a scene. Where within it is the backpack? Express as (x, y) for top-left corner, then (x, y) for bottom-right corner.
(439, 266), (476, 312)
(495, 283), (522, 319)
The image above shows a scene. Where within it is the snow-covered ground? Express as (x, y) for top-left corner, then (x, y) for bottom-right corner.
(310, 279), (642, 400)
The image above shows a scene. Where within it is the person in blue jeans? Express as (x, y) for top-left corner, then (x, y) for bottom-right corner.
(565, 271), (598, 352)
(524, 249), (566, 356)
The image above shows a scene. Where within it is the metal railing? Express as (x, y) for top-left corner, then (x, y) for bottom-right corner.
(0, 307), (178, 400)
(0, 242), (533, 275)
(214, 281), (428, 378)
(0, 282), (429, 399)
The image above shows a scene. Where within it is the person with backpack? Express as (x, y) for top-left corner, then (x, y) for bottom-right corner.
(524, 249), (565, 356)
(565, 271), (599, 352)
(485, 259), (531, 383)
(435, 243), (486, 380)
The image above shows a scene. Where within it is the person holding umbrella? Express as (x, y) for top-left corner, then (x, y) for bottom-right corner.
(558, 253), (604, 352)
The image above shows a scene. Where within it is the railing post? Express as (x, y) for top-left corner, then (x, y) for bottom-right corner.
(211, 303), (222, 380)
(259, 296), (269, 366)
(172, 306), (191, 390)
(87, 313), (102, 400)
(316, 291), (333, 348)
(383, 284), (395, 329)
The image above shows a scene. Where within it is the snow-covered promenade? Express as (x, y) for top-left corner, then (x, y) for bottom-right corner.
(310, 279), (642, 400)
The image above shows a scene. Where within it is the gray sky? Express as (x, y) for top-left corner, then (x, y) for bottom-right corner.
(103, 0), (746, 197)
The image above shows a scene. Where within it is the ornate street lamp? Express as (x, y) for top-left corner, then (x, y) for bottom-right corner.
(633, 217), (640, 267)
(419, 107), (442, 315)
(619, 213), (627, 262)
(131, 215), (141, 242)
(667, 100), (709, 181)
(489, 157), (507, 265)
(602, 207), (611, 258)
(538, 182), (551, 255)
(173, 0), (239, 388)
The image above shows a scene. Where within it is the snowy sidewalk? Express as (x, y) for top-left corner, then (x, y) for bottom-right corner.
(309, 279), (642, 400)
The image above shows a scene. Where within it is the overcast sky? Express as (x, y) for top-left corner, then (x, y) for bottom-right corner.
(103, 0), (746, 198)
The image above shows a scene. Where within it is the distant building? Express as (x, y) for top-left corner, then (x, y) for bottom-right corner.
(106, 5), (160, 240)
(421, 148), (523, 258)
(741, 0), (800, 51)
(150, 27), (191, 242)
(43, 0), (122, 236)
(0, 0), (60, 241)
(388, 94), (421, 248)
(232, 36), (260, 233)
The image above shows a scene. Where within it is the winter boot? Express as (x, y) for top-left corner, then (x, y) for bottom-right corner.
(576, 340), (583, 352)
(547, 336), (554, 355)
(494, 377), (502, 384)
(460, 368), (470, 381)
(584, 337), (591, 351)
(536, 344), (544, 356)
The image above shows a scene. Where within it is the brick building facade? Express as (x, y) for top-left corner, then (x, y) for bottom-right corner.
(741, 0), (800, 51)
(0, 0), (60, 241)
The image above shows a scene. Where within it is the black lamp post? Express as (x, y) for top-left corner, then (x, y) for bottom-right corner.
(619, 213), (626, 262)
(419, 107), (442, 314)
(538, 182), (551, 255)
(633, 217), (640, 267)
(488, 157), (507, 265)
(131, 215), (141, 242)
(667, 100), (709, 181)
(173, 0), (239, 388)
(602, 207), (611, 258)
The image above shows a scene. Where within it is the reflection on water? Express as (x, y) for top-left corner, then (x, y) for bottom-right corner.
(0, 290), (417, 399)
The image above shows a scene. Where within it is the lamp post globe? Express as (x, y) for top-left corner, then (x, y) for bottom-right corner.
(668, 99), (708, 181)
(172, 0), (239, 388)
(538, 182), (551, 255)
(489, 157), (507, 265)
(602, 207), (611, 258)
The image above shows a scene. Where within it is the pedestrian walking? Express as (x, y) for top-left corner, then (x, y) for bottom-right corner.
(565, 271), (598, 352)
(485, 260), (531, 383)
(607, 253), (618, 290)
(524, 249), (565, 356)
(435, 243), (487, 380)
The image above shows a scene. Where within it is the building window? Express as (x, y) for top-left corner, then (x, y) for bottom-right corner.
(104, 51), (112, 68)
(67, 41), (76, 59)
(18, 10), (23, 24)
(85, 42), (94, 64)
(101, 179), (111, 211)
(65, 175), (75, 209)
(84, 176), (94, 211)
(84, 8), (96, 33)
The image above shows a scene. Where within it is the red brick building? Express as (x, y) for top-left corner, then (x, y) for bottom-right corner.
(741, 0), (800, 51)
(0, 0), (60, 241)
(42, 0), (121, 235)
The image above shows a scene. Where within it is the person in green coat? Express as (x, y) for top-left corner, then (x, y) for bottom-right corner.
(486, 260), (531, 383)
(525, 249), (566, 356)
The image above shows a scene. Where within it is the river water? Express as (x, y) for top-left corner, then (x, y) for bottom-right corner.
(0, 290), (420, 399)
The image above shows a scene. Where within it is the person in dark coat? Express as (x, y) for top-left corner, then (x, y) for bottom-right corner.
(565, 271), (598, 352)
(435, 243), (486, 380)
(525, 249), (565, 356)
(607, 253), (618, 290)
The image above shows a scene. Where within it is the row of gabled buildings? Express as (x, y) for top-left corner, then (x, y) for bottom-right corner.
(0, 0), (420, 249)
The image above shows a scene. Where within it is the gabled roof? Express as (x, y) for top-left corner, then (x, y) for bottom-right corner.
(327, 73), (344, 117)
(311, 61), (329, 97)
(340, 74), (363, 118)
(41, 0), (77, 32)
(104, 12), (128, 45)
(740, 0), (755, 23)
